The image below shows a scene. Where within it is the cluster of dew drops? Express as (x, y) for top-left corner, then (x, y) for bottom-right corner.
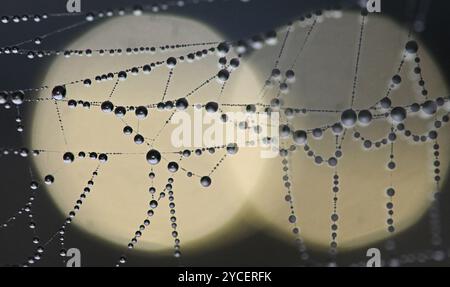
(0, 0), (449, 267)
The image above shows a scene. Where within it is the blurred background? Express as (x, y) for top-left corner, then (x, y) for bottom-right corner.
(0, 0), (449, 266)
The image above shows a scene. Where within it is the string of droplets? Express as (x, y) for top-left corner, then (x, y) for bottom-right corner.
(0, 27), (283, 99)
(329, 170), (340, 266)
(1, 3), (449, 267)
(0, 0), (255, 58)
(3, 36), (449, 178)
(43, 20), (450, 266)
(0, 168), (39, 237)
(0, 0), (250, 25)
(18, 164), (101, 267)
(280, 147), (309, 264)
(1, 41), (222, 60)
(386, 126), (396, 235)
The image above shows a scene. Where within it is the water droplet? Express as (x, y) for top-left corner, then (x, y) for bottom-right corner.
(293, 130), (307, 145)
(168, 162), (179, 173)
(63, 152), (74, 163)
(52, 86), (66, 101)
(146, 149), (161, 165)
(149, 200), (158, 209)
(11, 91), (24, 105)
(101, 101), (114, 113)
(217, 69), (230, 83)
(135, 106), (148, 119)
(341, 109), (357, 128)
(200, 176), (212, 187)
(205, 102), (219, 113)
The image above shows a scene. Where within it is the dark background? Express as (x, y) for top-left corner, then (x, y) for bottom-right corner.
(0, 0), (449, 267)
